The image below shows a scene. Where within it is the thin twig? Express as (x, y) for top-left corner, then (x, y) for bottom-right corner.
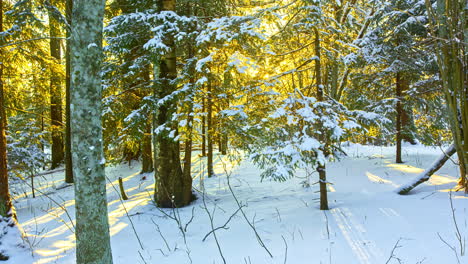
(437, 232), (461, 264)
(150, 218), (171, 252)
(222, 160), (273, 258)
(20, 179), (75, 231)
(201, 187), (226, 264)
(202, 206), (243, 242)
(385, 238), (403, 264)
(106, 175), (144, 250)
(282, 235), (288, 264)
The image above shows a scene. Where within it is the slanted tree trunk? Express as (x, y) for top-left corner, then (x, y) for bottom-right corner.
(314, 27), (329, 211)
(0, 0), (12, 219)
(397, 144), (456, 194)
(65, 0), (73, 183)
(207, 79), (214, 178)
(395, 72), (404, 164)
(49, 0), (64, 169)
(70, 0), (113, 263)
(154, 0), (193, 208)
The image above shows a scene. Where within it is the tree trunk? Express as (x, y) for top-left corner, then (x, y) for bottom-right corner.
(395, 72), (403, 164)
(154, 0), (193, 208)
(70, 0), (113, 263)
(183, 112), (194, 179)
(49, 0), (64, 169)
(141, 120), (153, 173)
(201, 97), (206, 157)
(401, 102), (417, 145)
(65, 0), (73, 183)
(183, 31), (195, 180)
(396, 144), (456, 194)
(207, 79), (214, 178)
(314, 27), (329, 211)
(0, 0), (12, 218)
(426, 0), (468, 190)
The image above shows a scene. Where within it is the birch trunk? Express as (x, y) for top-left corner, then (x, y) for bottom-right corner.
(70, 0), (113, 262)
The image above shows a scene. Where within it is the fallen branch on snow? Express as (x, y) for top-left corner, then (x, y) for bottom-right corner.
(396, 144), (456, 195)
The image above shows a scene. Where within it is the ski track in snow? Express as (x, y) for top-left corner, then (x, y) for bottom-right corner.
(3, 144), (467, 264)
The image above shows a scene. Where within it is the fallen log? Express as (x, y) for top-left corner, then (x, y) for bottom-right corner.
(396, 144), (456, 195)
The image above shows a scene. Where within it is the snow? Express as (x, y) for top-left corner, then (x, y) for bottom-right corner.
(87, 43), (98, 49)
(4, 145), (468, 263)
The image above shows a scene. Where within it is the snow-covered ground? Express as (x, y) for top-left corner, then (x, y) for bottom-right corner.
(4, 144), (467, 264)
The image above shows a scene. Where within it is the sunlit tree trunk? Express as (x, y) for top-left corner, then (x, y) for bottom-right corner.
(426, 0), (467, 189)
(207, 78), (214, 177)
(49, 0), (64, 169)
(65, 0), (73, 183)
(70, 0), (113, 263)
(0, 0), (12, 218)
(154, 0), (193, 207)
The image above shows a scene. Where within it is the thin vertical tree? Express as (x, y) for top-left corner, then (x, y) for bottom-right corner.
(64, 0), (73, 183)
(154, 0), (193, 208)
(395, 72), (404, 164)
(207, 78), (214, 177)
(201, 97), (206, 156)
(0, 0), (12, 219)
(48, 0), (64, 169)
(314, 27), (329, 210)
(70, 0), (113, 262)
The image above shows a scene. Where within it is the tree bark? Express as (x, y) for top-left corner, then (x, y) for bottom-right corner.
(0, 0), (12, 218)
(154, 0), (193, 208)
(183, 29), (195, 180)
(201, 97), (206, 157)
(396, 144), (456, 194)
(401, 102), (417, 145)
(49, 0), (64, 169)
(207, 79), (214, 178)
(65, 0), (74, 183)
(315, 27), (329, 211)
(70, 0), (113, 263)
(395, 72), (403, 164)
(426, 0), (468, 190)
(141, 120), (153, 173)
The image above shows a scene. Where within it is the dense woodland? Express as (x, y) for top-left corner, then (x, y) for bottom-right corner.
(0, 0), (466, 263)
